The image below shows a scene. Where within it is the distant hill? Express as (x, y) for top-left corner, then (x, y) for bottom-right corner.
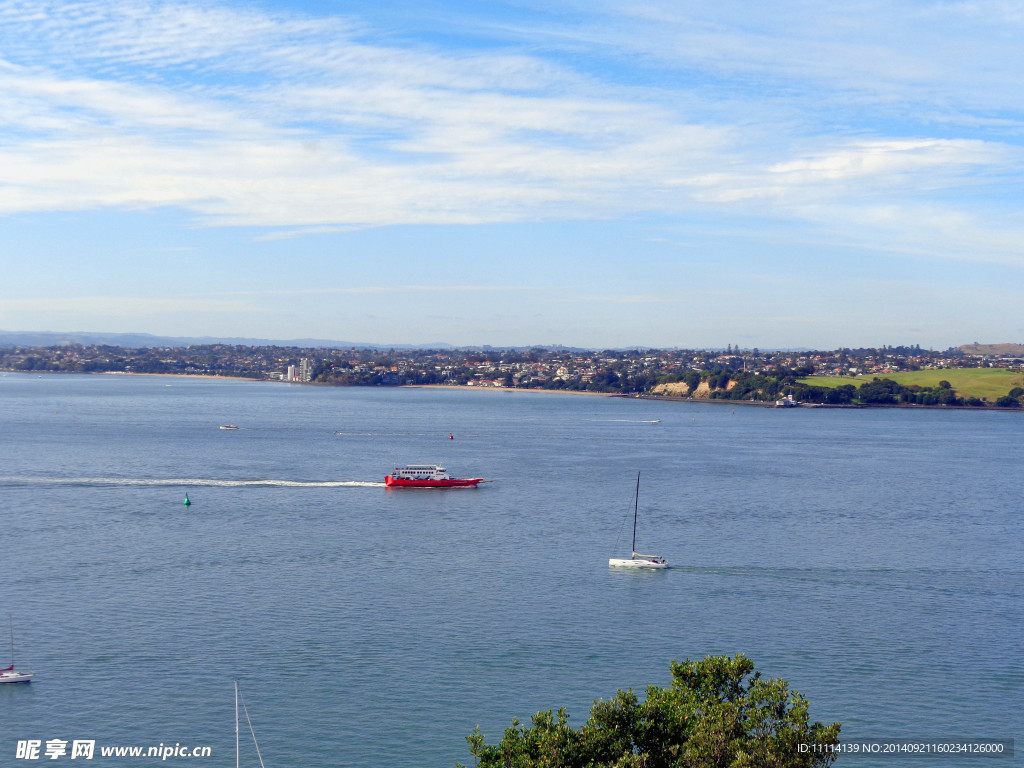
(0, 330), (452, 351)
(959, 343), (1024, 356)
(0, 330), (603, 352)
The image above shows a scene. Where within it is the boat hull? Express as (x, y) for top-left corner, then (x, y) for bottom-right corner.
(0, 671), (33, 683)
(385, 476), (483, 488)
(608, 557), (668, 569)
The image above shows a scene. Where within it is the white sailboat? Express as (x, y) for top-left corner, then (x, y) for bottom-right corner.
(235, 682), (267, 768)
(609, 473), (668, 569)
(0, 615), (34, 684)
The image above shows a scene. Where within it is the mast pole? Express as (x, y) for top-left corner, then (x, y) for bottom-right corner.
(632, 472), (640, 554)
(8, 613), (14, 667)
(235, 682), (240, 768)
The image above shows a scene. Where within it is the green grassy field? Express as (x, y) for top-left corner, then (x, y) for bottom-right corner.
(798, 368), (1024, 400)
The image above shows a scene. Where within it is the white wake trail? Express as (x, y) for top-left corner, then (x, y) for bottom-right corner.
(0, 476), (384, 488)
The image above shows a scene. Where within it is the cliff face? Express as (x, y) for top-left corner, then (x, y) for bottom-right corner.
(651, 381), (690, 396)
(651, 379), (738, 398)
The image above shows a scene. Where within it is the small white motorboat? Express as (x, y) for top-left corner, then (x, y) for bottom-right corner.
(0, 669), (34, 684)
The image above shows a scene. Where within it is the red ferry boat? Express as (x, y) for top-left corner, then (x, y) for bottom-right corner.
(385, 464), (484, 488)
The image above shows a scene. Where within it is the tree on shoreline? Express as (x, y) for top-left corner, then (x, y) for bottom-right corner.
(460, 655), (840, 768)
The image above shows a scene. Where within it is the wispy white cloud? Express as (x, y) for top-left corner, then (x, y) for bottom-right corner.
(768, 139), (1008, 185)
(575, 295), (673, 305)
(1, 0), (1024, 271)
(0, 296), (257, 315)
(541, 1), (1024, 117)
(225, 285), (543, 297)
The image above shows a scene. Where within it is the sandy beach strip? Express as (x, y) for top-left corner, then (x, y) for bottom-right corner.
(403, 384), (619, 397)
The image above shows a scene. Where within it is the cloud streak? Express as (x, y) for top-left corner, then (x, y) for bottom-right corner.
(225, 285), (544, 297)
(0, 296), (257, 315)
(1, 0), (1023, 271)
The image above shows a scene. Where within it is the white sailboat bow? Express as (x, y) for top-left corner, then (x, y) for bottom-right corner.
(609, 473), (668, 569)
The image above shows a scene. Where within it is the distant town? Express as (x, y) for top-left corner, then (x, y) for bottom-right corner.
(3, 340), (1024, 408)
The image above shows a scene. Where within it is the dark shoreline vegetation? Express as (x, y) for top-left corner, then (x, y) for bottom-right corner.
(2, 342), (1023, 408)
(458, 655), (841, 768)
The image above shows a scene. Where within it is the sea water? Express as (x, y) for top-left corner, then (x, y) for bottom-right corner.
(1, 373), (1020, 767)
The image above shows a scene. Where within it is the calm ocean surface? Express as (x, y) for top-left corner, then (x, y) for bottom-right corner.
(1, 373), (1021, 767)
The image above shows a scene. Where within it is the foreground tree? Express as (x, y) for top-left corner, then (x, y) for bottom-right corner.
(461, 655), (840, 768)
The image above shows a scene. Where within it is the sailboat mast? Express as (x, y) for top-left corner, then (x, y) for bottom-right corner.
(235, 682), (240, 768)
(8, 613), (14, 667)
(632, 472), (640, 553)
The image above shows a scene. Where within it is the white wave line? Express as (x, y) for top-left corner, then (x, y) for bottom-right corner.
(0, 477), (384, 488)
(599, 419), (663, 423)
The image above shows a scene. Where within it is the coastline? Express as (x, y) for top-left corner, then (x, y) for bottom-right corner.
(403, 384), (617, 397)
(6, 372), (1022, 410)
(98, 371), (264, 382)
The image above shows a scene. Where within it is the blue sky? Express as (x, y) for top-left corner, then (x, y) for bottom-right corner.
(2, 0), (1023, 349)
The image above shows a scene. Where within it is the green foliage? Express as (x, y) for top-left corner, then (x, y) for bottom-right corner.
(461, 655), (840, 768)
(800, 368), (1024, 403)
(855, 377), (901, 403)
(997, 386), (1024, 407)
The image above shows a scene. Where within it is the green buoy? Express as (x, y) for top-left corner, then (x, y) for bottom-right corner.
(184, 494), (191, 507)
